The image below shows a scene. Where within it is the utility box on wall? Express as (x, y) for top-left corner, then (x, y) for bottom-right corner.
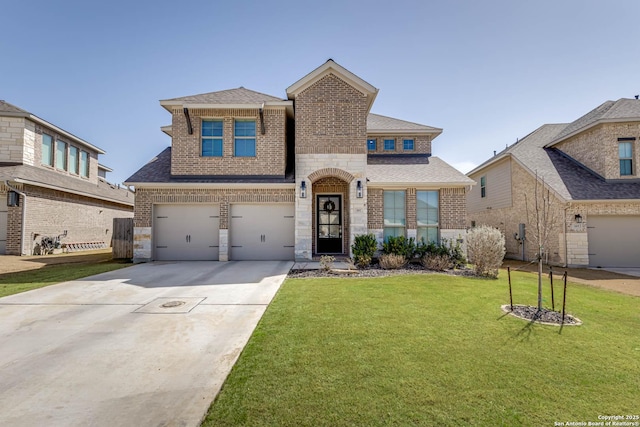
(7, 191), (19, 207)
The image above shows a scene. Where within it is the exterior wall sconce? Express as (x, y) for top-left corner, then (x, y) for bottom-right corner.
(7, 191), (19, 207)
(300, 180), (307, 198)
(356, 180), (363, 198)
(574, 214), (583, 223)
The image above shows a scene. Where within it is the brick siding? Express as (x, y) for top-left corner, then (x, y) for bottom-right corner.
(366, 135), (431, 155)
(170, 107), (287, 176)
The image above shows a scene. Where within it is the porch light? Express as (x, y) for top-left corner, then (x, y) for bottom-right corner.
(300, 180), (307, 198)
(574, 214), (583, 223)
(356, 180), (363, 198)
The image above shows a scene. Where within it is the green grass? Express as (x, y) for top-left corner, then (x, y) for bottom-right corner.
(0, 261), (130, 298)
(204, 271), (640, 426)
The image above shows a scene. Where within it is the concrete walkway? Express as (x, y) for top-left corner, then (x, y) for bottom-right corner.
(0, 261), (292, 427)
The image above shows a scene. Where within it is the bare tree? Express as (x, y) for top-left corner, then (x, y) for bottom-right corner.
(524, 172), (559, 311)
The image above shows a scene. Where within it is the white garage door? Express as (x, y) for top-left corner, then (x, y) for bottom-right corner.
(154, 204), (220, 261)
(230, 204), (295, 260)
(587, 215), (640, 268)
(0, 210), (7, 255)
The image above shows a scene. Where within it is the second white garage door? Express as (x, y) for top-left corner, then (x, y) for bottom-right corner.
(587, 215), (640, 268)
(230, 204), (295, 260)
(154, 204), (220, 261)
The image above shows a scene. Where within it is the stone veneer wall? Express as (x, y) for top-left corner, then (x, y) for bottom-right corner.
(1, 185), (132, 255)
(170, 107), (287, 176)
(133, 187), (295, 261)
(555, 122), (640, 180)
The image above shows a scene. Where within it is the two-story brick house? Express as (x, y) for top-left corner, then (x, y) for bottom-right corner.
(467, 98), (640, 268)
(126, 60), (473, 262)
(0, 101), (134, 255)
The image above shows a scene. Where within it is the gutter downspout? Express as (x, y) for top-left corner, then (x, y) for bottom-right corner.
(563, 205), (569, 268)
(5, 181), (27, 256)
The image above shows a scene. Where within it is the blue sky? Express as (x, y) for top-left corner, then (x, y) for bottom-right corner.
(3, 0), (640, 184)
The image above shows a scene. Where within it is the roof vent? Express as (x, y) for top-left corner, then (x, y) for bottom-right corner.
(635, 95), (639, 100)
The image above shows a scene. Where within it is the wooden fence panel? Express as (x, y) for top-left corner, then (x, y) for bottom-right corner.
(112, 218), (133, 259)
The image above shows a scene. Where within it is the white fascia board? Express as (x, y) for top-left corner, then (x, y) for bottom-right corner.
(26, 115), (106, 154)
(13, 178), (134, 207)
(287, 61), (377, 98)
(98, 164), (113, 172)
(160, 125), (172, 136)
(125, 182), (296, 190)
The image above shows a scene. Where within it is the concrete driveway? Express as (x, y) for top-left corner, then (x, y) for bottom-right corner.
(0, 261), (292, 427)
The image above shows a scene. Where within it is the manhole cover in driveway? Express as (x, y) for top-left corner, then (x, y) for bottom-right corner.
(134, 297), (205, 314)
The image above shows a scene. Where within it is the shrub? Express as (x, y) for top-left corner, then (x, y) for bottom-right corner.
(466, 225), (505, 278)
(381, 236), (416, 259)
(351, 234), (378, 268)
(415, 238), (467, 270)
(420, 253), (453, 271)
(378, 253), (406, 270)
(319, 255), (335, 271)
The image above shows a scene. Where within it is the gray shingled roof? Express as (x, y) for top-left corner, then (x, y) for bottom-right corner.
(367, 113), (441, 133)
(549, 98), (640, 145)
(161, 87), (284, 104)
(0, 101), (30, 114)
(367, 157), (474, 186)
(0, 164), (134, 206)
(470, 120), (640, 201)
(125, 147), (294, 184)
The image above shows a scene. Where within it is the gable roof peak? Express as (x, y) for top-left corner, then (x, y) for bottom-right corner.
(286, 60), (379, 112)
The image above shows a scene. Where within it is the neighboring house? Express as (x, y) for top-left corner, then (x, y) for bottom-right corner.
(0, 101), (134, 255)
(126, 60), (473, 262)
(467, 98), (640, 268)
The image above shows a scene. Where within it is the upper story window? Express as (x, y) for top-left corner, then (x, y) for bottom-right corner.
(417, 190), (439, 244)
(383, 190), (405, 239)
(234, 120), (256, 157)
(367, 139), (377, 151)
(56, 140), (67, 170)
(480, 176), (486, 198)
(202, 120), (223, 157)
(619, 139), (634, 176)
(69, 146), (79, 175)
(403, 139), (414, 151)
(80, 151), (89, 177)
(384, 139), (395, 151)
(42, 134), (54, 166)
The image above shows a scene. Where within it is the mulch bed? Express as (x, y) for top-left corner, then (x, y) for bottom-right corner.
(288, 262), (477, 279)
(502, 304), (582, 326)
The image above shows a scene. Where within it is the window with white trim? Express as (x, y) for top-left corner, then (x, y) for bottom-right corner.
(56, 140), (67, 170)
(234, 119), (256, 157)
(42, 134), (54, 166)
(202, 120), (223, 157)
(480, 176), (486, 198)
(619, 139), (634, 176)
(403, 139), (414, 151)
(417, 190), (439, 243)
(384, 139), (395, 151)
(383, 190), (405, 239)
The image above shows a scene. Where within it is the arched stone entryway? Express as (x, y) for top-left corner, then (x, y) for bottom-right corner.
(312, 176), (350, 256)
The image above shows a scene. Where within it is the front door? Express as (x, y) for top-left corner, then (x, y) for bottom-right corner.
(317, 195), (342, 254)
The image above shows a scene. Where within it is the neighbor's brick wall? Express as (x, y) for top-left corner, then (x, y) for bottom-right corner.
(295, 73), (368, 155)
(467, 161), (565, 263)
(555, 122), (640, 180)
(1, 185), (132, 255)
(134, 187), (295, 230)
(170, 107), (287, 176)
(312, 177), (349, 254)
(366, 135), (431, 155)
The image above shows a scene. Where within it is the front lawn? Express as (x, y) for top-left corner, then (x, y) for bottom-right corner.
(0, 259), (130, 298)
(204, 271), (640, 426)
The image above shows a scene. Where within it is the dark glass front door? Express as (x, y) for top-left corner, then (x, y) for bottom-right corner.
(317, 195), (342, 253)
